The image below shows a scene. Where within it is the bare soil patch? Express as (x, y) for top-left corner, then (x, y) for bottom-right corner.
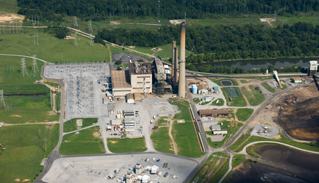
(177, 119), (185, 123)
(10, 115), (21, 117)
(0, 13), (24, 23)
(111, 21), (121, 25)
(109, 140), (118, 144)
(93, 132), (99, 138)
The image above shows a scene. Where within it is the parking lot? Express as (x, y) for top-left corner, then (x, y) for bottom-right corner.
(42, 153), (198, 183)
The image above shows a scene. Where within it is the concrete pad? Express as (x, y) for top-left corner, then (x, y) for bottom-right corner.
(42, 153), (198, 183)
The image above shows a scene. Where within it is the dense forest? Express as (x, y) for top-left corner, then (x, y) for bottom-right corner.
(17, 0), (319, 21)
(95, 22), (319, 61)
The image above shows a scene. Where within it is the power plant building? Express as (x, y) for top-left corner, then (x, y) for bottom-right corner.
(308, 60), (318, 76)
(178, 22), (186, 98)
(129, 61), (152, 94)
(111, 70), (132, 97)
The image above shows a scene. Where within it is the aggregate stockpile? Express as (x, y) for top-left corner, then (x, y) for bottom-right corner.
(277, 84), (319, 140)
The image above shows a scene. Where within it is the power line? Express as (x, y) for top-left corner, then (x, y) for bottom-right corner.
(20, 58), (28, 77)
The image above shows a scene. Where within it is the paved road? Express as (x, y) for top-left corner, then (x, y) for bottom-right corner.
(239, 141), (319, 155)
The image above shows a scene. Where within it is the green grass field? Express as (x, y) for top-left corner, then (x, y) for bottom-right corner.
(207, 121), (243, 148)
(0, 31), (111, 63)
(0, 95), (59, 123)
(172, 120), (203, 158)
(240, 80), (248, 84)
(236, 108), (254, 121)
(261, 82), (276, 93)
(107, 137), (147, 153)
(55, 92), (61, 111)
(0, 58), (49, 95)
(232, 155), (246, 168)
(0, 124), (59, 183)
(210, 98), (224, 106)
(229, 129), (252, 151)
(63, 118), (98, 132)
(221, 87), (246, 107)
(241, 85), (265, 106)
(209, 78), (239, 86)
(151, 126), (174, 154)
(234, 133), (319, 153)
(59, 126), (105, 155)
(0, 0), (19, 13)
(200, 99), (213, 105)
(169, 98), (190, 106)
(193, 98), (200, 104)
(189, 152), (229, 183)
(171, 102), (193, 122)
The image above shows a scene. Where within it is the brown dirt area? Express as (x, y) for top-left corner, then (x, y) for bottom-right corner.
(93, 132), (99, 138)
(111, 21), (121, 25)
(277, 84), (319, 140)
(109, 140), (118, 144)
(10, 115), (21, 117)
(177, 119), (185, 123)
(152, 47), (162, 52)
(0, 13), (24, 23)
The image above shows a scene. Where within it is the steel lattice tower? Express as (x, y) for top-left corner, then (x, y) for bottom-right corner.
(88, 20), (93, 33)
(74, 32), (78, 47)
(20, 58), (28, 77)
(32, 55), (39, 73)
(74, 16), (78, 28)
(0, 90), (6, 110)
(89, 38), (93, 47)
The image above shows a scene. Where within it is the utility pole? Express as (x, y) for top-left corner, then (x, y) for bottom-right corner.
(88, 20), (93, 33)
(0, 90), (6, 111)
(37, 35), (39, 46)
(20, 58), (28, 77)
(274, 10), (277, 20)
(90, 38), (93, 47)
(33, 35), (36, 46)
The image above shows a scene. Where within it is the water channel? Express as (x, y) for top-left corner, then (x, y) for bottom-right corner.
(4, 94), (47, 99)
(194, 57), (319, 71)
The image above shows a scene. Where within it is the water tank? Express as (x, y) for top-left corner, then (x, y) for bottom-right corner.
(192, 84), (197, 94)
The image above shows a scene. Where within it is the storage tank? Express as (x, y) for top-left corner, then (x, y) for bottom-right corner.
(192, 84), (197, 94)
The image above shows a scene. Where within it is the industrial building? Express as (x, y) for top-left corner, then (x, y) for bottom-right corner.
(197, 84), (208, 94)
(292, 77), (302, 83)
(126, 93), (134, 103)
(210, 125), (221, 131)
(129, 61), (152, 94)
(308, 60), (318, 76)
(111, 70), (132, 97)
(212, 130), (227, 135)
(199, 109), (230, 117)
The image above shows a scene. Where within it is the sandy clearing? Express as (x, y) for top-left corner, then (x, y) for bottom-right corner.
(0, 13), (24, 23)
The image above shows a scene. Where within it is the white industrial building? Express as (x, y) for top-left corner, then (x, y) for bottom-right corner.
(201, 96), (213, 102)
(213, 130), (227, 135)
(151, 165), (159, 174)
(127, 93), (135, 103)
(308, 60), (318, 76)
(210, 125), (221, 131)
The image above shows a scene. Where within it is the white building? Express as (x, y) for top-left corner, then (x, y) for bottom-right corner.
(198, 84), (208, 94)
(151, 165), (159, 174)
(210, 125), (221, 131)
(308, 60), (318, 76)
(126, 93), (135, 104)
(213, 130), (227, 135)
(201, 96), (213, 102)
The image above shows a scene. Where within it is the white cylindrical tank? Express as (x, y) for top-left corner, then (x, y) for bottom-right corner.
(192, 84), (197, 94)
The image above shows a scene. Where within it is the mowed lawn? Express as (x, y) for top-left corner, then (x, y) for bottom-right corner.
(261, 82), (275, 93)
(0, 124), (59, 183)
(171, 102), (203, 158)
(63, 118), (98, 132)
(0, 95), (59, 123)
(151, 119), (174, 154)
(0, 31), (111, 63)
(236, 108), (254, 121)
(209, 78), (239, 86)
(221, 87), (246, 107)
(0, 58), (49, 95)
(59, 127), (105, 155)
(241, 85), (265, 106)
(107, 137), (147, 153)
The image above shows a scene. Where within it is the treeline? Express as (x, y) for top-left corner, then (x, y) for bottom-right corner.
(17, 0), (319, 20)
(190, 64), (308, 74)
(96, 22), (319, 61)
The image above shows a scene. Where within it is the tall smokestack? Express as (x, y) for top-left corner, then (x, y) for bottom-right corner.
(174, 47), (178, 84)
(178, 22), (186, 98)
(172, 41), (176, 79)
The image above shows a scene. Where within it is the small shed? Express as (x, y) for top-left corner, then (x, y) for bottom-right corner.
(213, 130), (228, 135)
(201, 96), (213, 102)
(151, 165), (159, 174)
(292, 77), (302, 83)
(127, 93), (135, 104)
(213, 86), (218, 90)
(76, 119), (83, 127)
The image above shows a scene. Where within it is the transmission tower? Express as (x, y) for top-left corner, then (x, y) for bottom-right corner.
(89, 38), (94, 47)
(20, 58), (28, 77)
(0, 90), (6, 111)
(32, 14), (34, 24)
(274, 10), (277, 20)
(74, 32), (78, 47)
(88, 20), (93, 33)
(74, 16), (78, 28)
(157, 0), (160, 47)
(32, 55), (39, 73)
(33, 35), (39, 46)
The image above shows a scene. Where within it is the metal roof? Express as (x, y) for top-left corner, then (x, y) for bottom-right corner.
(111, 70), (131, 89)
